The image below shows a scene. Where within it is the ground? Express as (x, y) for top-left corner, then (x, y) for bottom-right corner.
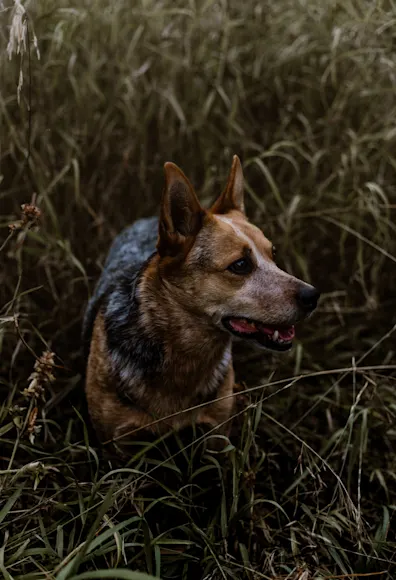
(1, 1), (396, 579)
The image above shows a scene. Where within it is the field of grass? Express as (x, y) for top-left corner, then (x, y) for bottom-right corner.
(1, 0), (396, 578)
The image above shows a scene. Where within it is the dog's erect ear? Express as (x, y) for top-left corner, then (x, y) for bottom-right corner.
(211, 155), (245, 214)
(157, 162), (205, 257)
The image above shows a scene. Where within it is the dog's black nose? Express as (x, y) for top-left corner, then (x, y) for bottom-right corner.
(297, 285), (320, 312)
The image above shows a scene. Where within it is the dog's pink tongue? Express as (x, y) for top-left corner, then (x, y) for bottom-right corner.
(229, 319), (257, 334)
(229, 320), (296, 340)
(279, 326), (295, 340)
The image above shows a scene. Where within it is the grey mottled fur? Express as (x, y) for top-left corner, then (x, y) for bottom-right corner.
(82, 216), (158, 352)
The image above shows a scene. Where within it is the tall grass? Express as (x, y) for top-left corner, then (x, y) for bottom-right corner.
(1, 0), (396, 578)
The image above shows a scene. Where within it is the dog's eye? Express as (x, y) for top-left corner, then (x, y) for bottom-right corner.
(227, 257), (253, 275)
(272, 245), (277, 260)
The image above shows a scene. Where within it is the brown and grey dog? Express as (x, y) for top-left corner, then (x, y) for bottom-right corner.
(83, 156), (320, 446)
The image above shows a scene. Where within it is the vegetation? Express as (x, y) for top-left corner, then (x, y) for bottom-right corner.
(1, 0), (396, 578)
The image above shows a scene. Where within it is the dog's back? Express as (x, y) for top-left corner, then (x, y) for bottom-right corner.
(82, 216), (158, 354)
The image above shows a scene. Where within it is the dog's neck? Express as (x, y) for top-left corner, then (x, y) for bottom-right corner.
(104, 260), (232, 398)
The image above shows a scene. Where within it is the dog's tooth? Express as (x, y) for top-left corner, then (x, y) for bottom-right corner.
(273, 330), (279, 341)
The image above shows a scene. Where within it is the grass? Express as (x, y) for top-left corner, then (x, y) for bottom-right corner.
(1, 0), (396, 578)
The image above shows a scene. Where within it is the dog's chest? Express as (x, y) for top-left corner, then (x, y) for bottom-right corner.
(202, 343), (232, 397)
(114, 341), (232, 413)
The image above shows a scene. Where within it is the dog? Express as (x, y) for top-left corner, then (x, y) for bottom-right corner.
(82, 156), (320, 447)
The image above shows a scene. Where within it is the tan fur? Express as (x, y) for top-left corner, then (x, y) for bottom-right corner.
(85, 155), (318, 449)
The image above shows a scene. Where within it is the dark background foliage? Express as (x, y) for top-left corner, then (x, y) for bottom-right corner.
(1, 1), (396, 578)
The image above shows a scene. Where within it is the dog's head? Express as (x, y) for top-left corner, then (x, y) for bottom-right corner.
(156, 156), (320, 351)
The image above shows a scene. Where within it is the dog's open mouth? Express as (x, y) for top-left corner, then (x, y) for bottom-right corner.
(222, 317), (295, 351)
